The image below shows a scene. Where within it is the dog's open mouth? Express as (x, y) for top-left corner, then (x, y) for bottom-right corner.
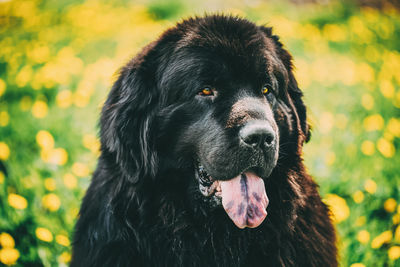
(195, 163), (269, 229)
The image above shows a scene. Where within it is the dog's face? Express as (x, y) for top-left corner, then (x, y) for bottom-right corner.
(101, 16), (309, 229)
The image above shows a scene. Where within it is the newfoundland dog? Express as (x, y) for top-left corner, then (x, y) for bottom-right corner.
(71, 15), (337, 266)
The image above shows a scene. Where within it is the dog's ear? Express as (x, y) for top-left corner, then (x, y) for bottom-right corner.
(286, 70), (311, 143)
(260, 26), (311, 143)
(100, 46), (160, 184)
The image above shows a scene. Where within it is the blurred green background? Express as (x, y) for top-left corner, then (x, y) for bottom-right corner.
(0, 0), (399, 266)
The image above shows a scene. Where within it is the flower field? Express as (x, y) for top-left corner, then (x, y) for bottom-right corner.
(0, 0), (399, 266)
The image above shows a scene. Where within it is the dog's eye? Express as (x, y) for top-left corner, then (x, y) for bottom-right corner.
(199, 87), (214, 96)
(262, 84), (272, 95)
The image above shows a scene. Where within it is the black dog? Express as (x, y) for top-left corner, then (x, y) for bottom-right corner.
(71, 15), (337, 266)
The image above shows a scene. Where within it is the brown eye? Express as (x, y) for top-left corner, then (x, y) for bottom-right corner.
(262, 84), (271, 95)
(199, 87), (214, 96)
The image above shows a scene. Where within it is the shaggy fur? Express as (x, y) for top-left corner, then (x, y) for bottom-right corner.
(71, 15), (337, 266)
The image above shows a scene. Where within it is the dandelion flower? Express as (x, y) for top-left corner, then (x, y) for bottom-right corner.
(63, 173), (77, 189)
(36, 130), (54, 150)
(0, 78), (6, 97)
(388, 246), (400, 260)
(8, 194), (27, 210)
(72, 162), (90, 177)
(59, 251), (71, 263)
(55, 235), (70, 247)
(353, 191), (364, 203)
(384, 198), (397, 213)
(42, 194), (61, 212)
(324, 194), (350, 223)
(357, 230), (370, 244)
(32, 100), (48, 118)
(35, 227), (53, 242)
(0, 233), (15, 248)
(364, 179), (377, 194)
(0, 142), (10, 160)
(0, 248), (20, 265)
(377, 138), (395, 158)
(361, 140), (375, 156)
(371, 231), (392, 249)
(363, 114), (384, 131)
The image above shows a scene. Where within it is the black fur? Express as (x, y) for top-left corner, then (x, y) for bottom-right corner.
(71, 15), (337, 267)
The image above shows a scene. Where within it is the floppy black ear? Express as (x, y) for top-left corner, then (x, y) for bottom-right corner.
(286, 72), (311, 143)
(260, 26), (311, 143)
(100, 49), (160, 184)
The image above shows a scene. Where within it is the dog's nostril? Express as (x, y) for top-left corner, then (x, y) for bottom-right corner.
(243, 134), (262, 147)
(240, 122), (275, 148)
(263, 132), (274, 146)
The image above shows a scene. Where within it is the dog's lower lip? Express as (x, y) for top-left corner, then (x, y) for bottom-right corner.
(196, 163), (264, 197)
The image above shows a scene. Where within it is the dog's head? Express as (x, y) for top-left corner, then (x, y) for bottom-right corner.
(100, 15), (310, 229)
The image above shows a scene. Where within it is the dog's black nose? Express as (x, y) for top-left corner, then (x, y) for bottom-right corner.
(240, 121), (275, 148)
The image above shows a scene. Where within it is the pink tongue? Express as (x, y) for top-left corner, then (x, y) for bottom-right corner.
(220, 172), (268, 229)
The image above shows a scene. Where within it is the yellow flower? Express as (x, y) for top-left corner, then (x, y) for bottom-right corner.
(357, 230), (370, 244)
(353, 191), (364, 203)
(56, 90), (72, 108)
(35, 227), (53, 242)
(350, 264), (365, 267)
(0, 142), (10, 160)
(387, 118), (400, 137)
(19, 96), (32, 111)
(36, 130), (54, 150)
(8, 194), (27, 210)
(42, 194), (61, 212)
(15, 65), (33, 88)
(323, 194), (350, 223)
(0, 111), (9, 127)
(388, 246), (400, 260)
(371, 230), (392, 249)
(380, 79), (394, 98)
(28, 45), (50, 64)
(55, 234), (70, 247)
(322, 24), (346, 42)
(364, 179), (377, 194)
(73, 89), (91, 108)
(377, 138), (395, 158)
(393, 214), (400, 224)
(82, 134), (100, 153)
(72, 162), (90, 177)
(0, 233), (15, 248)
(31, 100), (48, 118)
(0, 78), (5, 97)
(0, 248), (20, 265)
(59, 251), (71, 263)
(63, 173), (77, 189)
(356, 63), (375, 83)
(0, 171), (4, 184)
(395, 91), (400, 108)
(384, 198), (397, 213)
(41, 148), (68, 165)
(395, 226), (400, 241)
(363, 114), (384, 131)
(44, 178), (56, 191)
(361, 140), (375, 156)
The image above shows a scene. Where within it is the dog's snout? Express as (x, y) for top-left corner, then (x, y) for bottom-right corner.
(240, 121), (275, 148)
